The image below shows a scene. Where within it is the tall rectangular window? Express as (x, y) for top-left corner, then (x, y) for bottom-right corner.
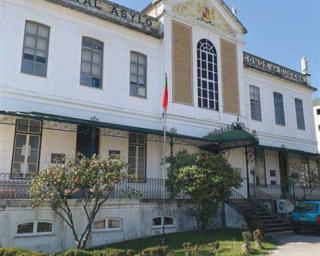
(249, 85), (262, 121)
(80, 37), (103, 88)
(12, 119), (42, 179)
(130, 52), (147, 98)
(273, 92), (285, 126)
(128, 133), (146, 180)
(295, 98), (305, 130)
(21, 21), (50, 77)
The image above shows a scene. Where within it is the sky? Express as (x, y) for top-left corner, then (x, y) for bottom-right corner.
(113, 0), (320, 97)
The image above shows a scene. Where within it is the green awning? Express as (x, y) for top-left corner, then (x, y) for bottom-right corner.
(201, 127), (258, 151)
(0, 111), (206, 142)
(257, 145), (319, 158)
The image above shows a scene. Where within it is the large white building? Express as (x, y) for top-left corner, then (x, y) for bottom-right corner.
(0, 0), (318, 252)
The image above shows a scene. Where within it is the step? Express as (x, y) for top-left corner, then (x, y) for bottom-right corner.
(264, 226), (293, 233)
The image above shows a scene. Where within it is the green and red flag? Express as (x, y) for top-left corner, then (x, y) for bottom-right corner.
(162, 74), (169, 112)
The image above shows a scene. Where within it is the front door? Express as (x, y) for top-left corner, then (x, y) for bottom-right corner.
(76, 125), (99, 158)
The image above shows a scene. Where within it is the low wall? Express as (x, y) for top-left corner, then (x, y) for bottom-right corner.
(0, 199), (245, 253)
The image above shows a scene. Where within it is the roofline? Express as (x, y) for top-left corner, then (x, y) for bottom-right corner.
(142, 0), (248, 34)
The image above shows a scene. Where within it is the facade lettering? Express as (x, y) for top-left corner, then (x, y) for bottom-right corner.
(244, 52), (307, 85)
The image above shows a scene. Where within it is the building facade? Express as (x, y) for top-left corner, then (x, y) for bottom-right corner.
(0, 0), (318, 252)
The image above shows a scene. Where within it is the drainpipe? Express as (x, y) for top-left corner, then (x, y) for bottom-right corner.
(245, 146), (251, 199)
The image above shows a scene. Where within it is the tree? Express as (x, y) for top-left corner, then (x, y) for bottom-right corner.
(290, 163), (320, 199)
(166, 151), (242, 231)
(29, 154), (126, 250)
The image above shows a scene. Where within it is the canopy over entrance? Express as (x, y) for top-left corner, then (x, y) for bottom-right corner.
(201, 121), (259, 152)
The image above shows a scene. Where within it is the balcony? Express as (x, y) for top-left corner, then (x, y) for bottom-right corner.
(0, 174), (187, 200)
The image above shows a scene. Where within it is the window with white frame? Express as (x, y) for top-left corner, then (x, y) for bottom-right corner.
(16, 221), (53, 236)
(92, 218), (121, 231)
(152, 216), (174, 227)
(295, 98), (305, 130)
(12, 119), (42, 179)
(80, 37), (104, 88)
(130, 52), (147, 98)
(128, 133), (146, 180)
(21, 21), (50, 77)
(273, 92), (285, 126)
(249, 85), (262, 121)
(197, 39), (219, 111)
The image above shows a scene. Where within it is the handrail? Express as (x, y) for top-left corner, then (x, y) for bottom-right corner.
(250, 184), (275, 201)
(229, 188), (247, 200)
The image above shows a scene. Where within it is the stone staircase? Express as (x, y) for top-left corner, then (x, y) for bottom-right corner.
(230, 199), (292, 233)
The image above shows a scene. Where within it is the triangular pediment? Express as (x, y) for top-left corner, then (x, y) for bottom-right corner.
(170, 0), (246, 36)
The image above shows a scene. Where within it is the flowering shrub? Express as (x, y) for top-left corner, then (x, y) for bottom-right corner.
(29, 154), (126, 250)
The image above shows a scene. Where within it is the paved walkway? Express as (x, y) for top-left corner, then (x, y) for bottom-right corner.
(269, 232), (320, 256)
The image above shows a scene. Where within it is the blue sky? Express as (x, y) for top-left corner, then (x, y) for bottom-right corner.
(113, 0), (320, 97)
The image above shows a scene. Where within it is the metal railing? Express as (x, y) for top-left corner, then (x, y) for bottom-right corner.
(0, 174), (187, 200)
(250, 184), (276, 201)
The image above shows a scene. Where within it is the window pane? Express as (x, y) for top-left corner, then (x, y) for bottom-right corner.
(17, 223), (34, 234)
(81, 62), (91, 74)
(38, 26), (49, 38)
(29, 120), (41, 133)
(16, 134), (27, 148)
(138, 86), (146, 97)
(108, 219), (121, 229)
(131, 63), (138, 74)
(26, 22), (37, 35)
(82, 50), (92, 62)
(37, 222), (52, 233)
(92, 64), (101, 76)
(93, 220), (106, 230)
(37, 38), (47, 51)
(35, 64), (47, 77)
(92, 52), (102, 65)
(25, 35), (36, 48)
(164, 217), (173, 225)
(152, 217), (162, 226)
(17, 119), (29, 132)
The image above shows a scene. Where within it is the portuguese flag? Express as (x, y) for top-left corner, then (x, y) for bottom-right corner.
(162, 74), (169, 112)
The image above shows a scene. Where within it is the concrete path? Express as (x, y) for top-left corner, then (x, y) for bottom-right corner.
(268, 232), (320, 256)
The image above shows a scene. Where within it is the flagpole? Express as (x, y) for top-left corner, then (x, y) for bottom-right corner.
(161, 73), (168, 245)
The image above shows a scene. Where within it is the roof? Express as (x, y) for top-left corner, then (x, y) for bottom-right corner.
(142, 0), (248, 34)
(0, 111), (206, 142)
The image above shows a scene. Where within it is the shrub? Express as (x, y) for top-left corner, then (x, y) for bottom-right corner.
(0, 248), (47, 256)
(140, 246), (168, 256)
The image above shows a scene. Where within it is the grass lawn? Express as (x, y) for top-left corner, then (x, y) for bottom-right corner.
(96, 229), (276, 256)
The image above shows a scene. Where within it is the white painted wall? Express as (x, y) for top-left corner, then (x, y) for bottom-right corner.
(313, 103), (320, 152)
(245, 69), (317, 153)
(0, 199), (224, 253)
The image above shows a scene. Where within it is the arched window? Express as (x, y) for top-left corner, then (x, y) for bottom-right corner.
(16, 221), (53, 236)
(197, 39), (219, 111)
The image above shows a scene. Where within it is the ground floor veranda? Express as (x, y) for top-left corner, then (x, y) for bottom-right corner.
(0, 111), (319, 202)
